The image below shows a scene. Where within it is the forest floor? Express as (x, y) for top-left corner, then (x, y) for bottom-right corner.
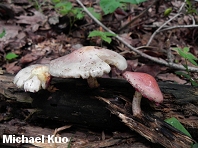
(0, 0), (198, 147)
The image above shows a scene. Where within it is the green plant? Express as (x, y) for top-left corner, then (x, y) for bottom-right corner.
(0, 29), (6, 38)
(88, 30), (116, 44)
(165, 117), (198, 148)
(5, 52), (18, 60)
(1, 30), (18, 61)
(100, 0), (147, 15)
(52, 0), (101, 29)
(33, 0), (42, 11)
(87, 7), (101, 20)
(165, 117), (191, 137)
(28, 0), (46, 12)
(173, 47), (198, 86)
(193, 143), (198, 148)
(164, 8), (172, 17)
(52, 0), (84, 31)
(54, 1), (84, 22)
(67, 137), (72, 148)
(185, 0), (198, 15)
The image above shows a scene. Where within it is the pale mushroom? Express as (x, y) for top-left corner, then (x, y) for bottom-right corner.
(13, 64), (51, 92)
(123, 71), (163, 116)
(49, 46), (127, 88)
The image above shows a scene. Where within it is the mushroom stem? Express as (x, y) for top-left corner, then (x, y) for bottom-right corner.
(132, 91), (142, 116)
(87, 77), (100, 88)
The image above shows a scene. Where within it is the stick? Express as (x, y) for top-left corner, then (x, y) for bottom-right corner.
(75, 0), (198, 72)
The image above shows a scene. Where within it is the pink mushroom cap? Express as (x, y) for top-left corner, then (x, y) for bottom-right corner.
(123, 71), (163, 103)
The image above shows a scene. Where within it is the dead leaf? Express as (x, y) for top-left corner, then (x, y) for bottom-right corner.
(126, 59), (138, 71)
(20, 53), (39, 64)
(0, 21), (22, 41)
(135, 64), (162, 77)
(16, 11), (48, 32)
(4, 61), (21, 74)
(119, 33), (133, 45)
(157, 73), (187, 84)
(16, 11), (46, 25)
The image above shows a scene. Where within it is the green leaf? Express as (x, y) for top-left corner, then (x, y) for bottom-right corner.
(175, 71), (198, 86)
(176, 48), (187, 58)
(173, 47), (198, 66)
(175, 71), (191, 79)
(55, 2), (73, 15)
(76, 12), (84, 20)
(190, 80), (198, 86)
(100, 0), (146, 14)
(51, 0), (61, 4)
(100, 0), (122, 15)
(164, 8), (172, 16)
(72, 8), (84, 20)
(188, 58), (198, 66)
(6, 52), (18, 60)
(88, 31), (117, 43)
(101, 35), (112, 44)
(183, 47), (190, 52)
(186, 54), (198, 66)
(103, 32), (117, 37)
(55, 2), (69, 8)
(192, 143), (198, 148)
(0, 29), (6, 38)
(120, 0), (147, 4)
(87, 7), (101, 20)
(88, 30), (103, 37)
(165, 117), (192, 138)
(88, 31), (116, 37)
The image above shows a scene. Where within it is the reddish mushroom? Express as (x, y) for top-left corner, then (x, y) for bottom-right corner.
(49, 46), (127, 88)
(123, 71), (163, 116)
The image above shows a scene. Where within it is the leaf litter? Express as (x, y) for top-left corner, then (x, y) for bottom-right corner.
(0, 0), (198, 147)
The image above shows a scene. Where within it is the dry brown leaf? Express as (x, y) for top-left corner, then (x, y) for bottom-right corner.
(16, 11), (48, 32)
(126, 59), (138, 71)
(0, 21), (21, 41)
(135, 64), (162, 77)
(157, 73), (187, 84)
(16, 11), (47, 25)
(20, 53), (40, 64)
(4, 61), (21, 74)
(119, 33), (133, 45)
(171, 1), (183, 8)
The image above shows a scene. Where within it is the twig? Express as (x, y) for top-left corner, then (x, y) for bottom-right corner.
(146, 13), (181, 46)
(178, 0), (186, 12)
(143, 18), (198, 32)
(75, 0), (198, 72)
(166, 31), (174, 63)
(119, 46), (158, 55)
(146, 0), (186, 46)
(159, 24), (198, 32)
(117, 0), (159, 33)
(190, 15), (196, 25)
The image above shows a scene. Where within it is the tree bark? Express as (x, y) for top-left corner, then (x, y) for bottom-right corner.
(0, 74), (198, 148)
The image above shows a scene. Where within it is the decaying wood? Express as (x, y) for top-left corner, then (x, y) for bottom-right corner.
(0, 74), (198, 148)
(97, 96), (194, 148)
(0, 122), (147, 148)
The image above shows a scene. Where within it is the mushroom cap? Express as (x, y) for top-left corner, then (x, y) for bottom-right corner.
(13, 64), (51, 92)
(24, 75), (41, 92)
(49, 46), (127, 79)
(123, 71), (163, 103)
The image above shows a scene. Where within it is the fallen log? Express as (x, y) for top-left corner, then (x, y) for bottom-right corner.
(0, 74), (197, 147)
